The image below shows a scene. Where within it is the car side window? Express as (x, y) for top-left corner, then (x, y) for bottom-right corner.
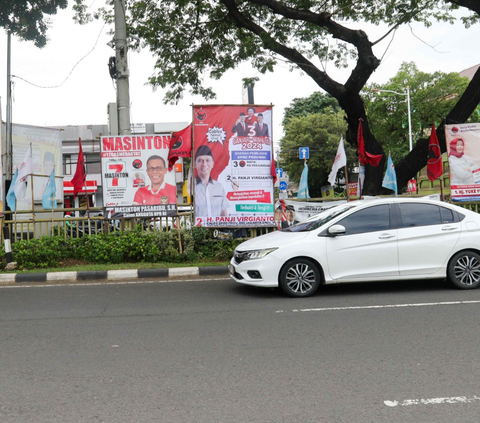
(336, 205), (391, 235)
(398, 203), (454, 227)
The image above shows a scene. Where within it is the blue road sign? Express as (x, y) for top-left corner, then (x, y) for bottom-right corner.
(299, 147), (309, 159)
(276, 168), (283, 178)
(279, 181), (288, 191)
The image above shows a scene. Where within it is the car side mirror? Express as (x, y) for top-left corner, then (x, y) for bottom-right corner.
(327, 224), (346, 236)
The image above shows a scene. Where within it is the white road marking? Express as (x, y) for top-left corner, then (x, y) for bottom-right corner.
(274, 300), (480, 313)
(385, 395), (480, 407)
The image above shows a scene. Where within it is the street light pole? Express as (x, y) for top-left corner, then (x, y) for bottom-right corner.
(372, 87), (413, 151)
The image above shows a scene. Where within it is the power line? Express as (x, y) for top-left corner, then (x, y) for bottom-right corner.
(12, 21), (107, 89)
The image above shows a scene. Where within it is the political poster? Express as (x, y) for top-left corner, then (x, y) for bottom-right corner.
(3, 123), (63, 212)
(100, 134), (178, 219)
(445, 123), (480, 202)
(193, 105), (275, 228)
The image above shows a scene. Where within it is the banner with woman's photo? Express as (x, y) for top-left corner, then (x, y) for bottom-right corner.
(100, 134), (178, 219)
(193, 105), (276, 228)
(446, 123), (480, 202)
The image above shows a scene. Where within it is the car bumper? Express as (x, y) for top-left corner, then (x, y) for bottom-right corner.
(228, 256), (280, 288)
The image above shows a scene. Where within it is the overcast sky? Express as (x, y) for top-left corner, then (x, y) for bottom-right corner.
(0, 3), (478, 147)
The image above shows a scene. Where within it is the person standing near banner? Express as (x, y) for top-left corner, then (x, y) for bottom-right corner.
(449, 138), (479, 185)
(195, 145), (229, 217)
(133, 155), (176, 205)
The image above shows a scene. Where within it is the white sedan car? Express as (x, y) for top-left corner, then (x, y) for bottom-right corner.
(229, 197), (480, 297)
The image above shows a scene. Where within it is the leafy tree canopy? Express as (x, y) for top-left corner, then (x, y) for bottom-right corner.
(283, 92), (341, 126)
(1, 0), (69, 48)
(280, 111), (353, 197)
(82, 0), (480, 194)
(363, 62), (477, 164)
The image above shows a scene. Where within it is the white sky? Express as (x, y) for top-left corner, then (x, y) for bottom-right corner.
(0, 4), (478, 148)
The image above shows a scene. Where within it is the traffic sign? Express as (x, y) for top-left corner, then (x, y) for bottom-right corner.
(279, 181), (287, 191)
(276, 168), (283, 178)
(299, 147), (309, 159)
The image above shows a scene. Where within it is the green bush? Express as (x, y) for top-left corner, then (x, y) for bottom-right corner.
(0, 226), (245, 270)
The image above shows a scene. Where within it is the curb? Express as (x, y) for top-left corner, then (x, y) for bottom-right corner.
(0, 266), (230, 285)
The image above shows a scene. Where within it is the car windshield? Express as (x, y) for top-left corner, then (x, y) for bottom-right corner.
(284, 204), (357, 232)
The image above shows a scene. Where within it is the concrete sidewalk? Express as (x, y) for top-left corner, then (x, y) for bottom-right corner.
(0, 266), (229, 285)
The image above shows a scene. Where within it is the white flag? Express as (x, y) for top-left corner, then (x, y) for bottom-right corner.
(13, 145), (33, 200)
(328, 136), (347, 186)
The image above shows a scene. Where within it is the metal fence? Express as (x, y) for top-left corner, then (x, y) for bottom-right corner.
(0, 206), (196, 243)
(2, 199), (478, 244)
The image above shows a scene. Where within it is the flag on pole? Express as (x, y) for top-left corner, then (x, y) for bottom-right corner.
(71, 138), (86, 198)
(297, 164), (310, 199)
(6, 169), (18, 211)
(167, 123), (192, 171)
(382, 153), (398, 195)
(357, 119), (383, 167)
(13, 145), (33, 200)
(427, 123), (443, 181)
(328, 136), (347, 186)
(42, 169), (57, 209)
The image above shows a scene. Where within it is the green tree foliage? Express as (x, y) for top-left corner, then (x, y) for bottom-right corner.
(84, 0), (480, 194)
(0, 0), (69, 48)
(363, 62), (476, 164)
(280, 111), (353, 197)
(283, 92), (341, 126)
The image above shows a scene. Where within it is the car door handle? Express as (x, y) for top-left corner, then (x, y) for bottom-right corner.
(442, 226), (457, 231)
(379, 234), (395, 239)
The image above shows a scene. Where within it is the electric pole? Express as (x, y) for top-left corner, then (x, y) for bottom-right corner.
(114, 0), (131, 135)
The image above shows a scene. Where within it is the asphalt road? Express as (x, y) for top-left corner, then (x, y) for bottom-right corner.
(1, 276), (480, 423)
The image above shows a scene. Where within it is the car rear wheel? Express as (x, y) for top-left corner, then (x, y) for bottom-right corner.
(279, 258), (320, 297)
(448, 251), (480, 289)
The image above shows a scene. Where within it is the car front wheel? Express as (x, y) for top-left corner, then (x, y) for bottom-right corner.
(448, 251), (480, 289)
(279, 258), (321, 297)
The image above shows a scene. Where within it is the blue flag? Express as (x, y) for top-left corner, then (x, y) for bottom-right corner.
(382, 153), (397, 195)
(297, 164), (310, 199)
(6, 169), (18, 211)
(42, 169), (57, 209)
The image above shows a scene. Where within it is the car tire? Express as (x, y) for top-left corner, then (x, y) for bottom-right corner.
(279, 258), (321, 297)
(447, 251), (480, 289)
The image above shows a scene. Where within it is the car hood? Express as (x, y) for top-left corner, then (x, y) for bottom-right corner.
(235, 230), (310, 251)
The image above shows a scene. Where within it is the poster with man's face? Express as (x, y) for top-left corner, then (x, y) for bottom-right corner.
(446, 123), (480, 202)
(193, 105), (275, 228)
(100, 134), (178, 219)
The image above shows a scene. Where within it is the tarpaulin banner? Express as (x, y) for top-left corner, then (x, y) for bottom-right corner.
(445, 123), (480, 202)
(193, 105), (275, 228)
(100, 134), (178, 219)
(276, 199), (347, 227)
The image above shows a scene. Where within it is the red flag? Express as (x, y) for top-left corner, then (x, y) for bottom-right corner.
(427, 123), (443, 181)
(271, 156), (277, 184)
(168, 124), (192, 171)
(357, 119), (383, 167)
(71, 138), (86, 198)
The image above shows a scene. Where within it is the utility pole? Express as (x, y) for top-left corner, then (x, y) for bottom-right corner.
(114, 0), (131, 135)
(4, 32), (13, 211)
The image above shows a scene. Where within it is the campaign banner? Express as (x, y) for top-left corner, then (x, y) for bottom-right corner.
(3, 123), (63, 211)
(445, 123), (480, 202)
(193, 105), (275, 228)
(275, 199), (347, 227)
(100, 134), (178, 219)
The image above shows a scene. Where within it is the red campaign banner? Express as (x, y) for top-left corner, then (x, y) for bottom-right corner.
(192, 105), (275, 228)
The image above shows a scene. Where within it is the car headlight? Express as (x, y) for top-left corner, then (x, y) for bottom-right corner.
(243, 248), (278, 261)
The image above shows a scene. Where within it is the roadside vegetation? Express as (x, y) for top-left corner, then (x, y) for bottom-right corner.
(1, 226), (243, 272)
